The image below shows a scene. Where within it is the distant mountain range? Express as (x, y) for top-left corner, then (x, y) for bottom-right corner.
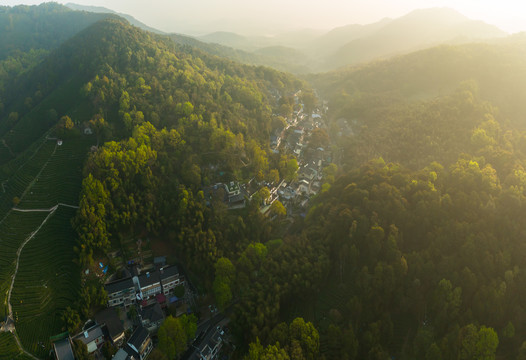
(196, 7), (507, 72)
(325, 8), (506, 69)
(0, 3), (510, 75)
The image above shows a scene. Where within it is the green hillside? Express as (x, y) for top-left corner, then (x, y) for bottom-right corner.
(0, 15), (308, 357)
(5, 3), (526, 360)
(0, 3), (112, 60)
(260, 38), (526, 359)
(314, 39), (526, 135)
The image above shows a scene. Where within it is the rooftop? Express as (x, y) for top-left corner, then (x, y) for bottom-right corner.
(73, 324), (104, 345)
(227, 181), (240, 192)
(104, 277), (135, 294)
(154, 256), (166, 267)
(128, 325), (150, 349)
(138, 271), (161, 288)
(53, 338), (75, 360)
(159, 265), (179, 281)
(94, 308), (124, 341)
(140, 302), (165, 324)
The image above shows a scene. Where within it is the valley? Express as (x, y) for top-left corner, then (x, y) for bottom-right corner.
(2, 2), (526, 360)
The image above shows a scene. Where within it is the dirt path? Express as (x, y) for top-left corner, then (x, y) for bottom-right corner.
(11, 203), (79, 212)
(3, 205), (57, 360)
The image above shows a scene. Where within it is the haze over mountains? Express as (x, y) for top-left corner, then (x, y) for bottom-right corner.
(197, 7), (507, 72)
(58, 3), (509, 73)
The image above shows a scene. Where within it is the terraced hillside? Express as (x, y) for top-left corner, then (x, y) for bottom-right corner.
(0, 333), (32, 360)
(16, 138), (89, 209)
(0, 211), (48, 318)
(0, 133), (93, 357)
(0, 139), (56, 218)
(12, 206), (79, 358)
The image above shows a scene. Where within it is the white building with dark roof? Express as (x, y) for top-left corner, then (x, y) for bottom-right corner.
(105, 277), (136, 307)
(128, 325), (153, 360)
(113, 325), (153, 360)
(159, 266), (184, 295)
(138, 271), (161, 299)
(196, 328), (224, 360)
(73, 324), (104, 354)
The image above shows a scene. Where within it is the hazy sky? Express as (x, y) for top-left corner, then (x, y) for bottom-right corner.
(3, 0), (526, 35)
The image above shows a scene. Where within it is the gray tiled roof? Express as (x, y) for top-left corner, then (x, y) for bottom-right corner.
(128, 325), (150, 349)
(138, 271), (160, 288)
(74, 324), (103, 345)
(53, 338), (75, 360)
(140, 302), (164, 324)
(159, 266), (179, 281)
(104, 277), (135, 294)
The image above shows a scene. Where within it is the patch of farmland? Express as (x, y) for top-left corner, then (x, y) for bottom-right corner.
(11, 206), (80, 358)
(0, 140), (56, 218)
(16, 137), (91, 209)
(0, 211), (49, 319)
(0, 332), (33, 360)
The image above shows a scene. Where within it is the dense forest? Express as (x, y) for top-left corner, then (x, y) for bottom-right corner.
(6, 3), (526, 360)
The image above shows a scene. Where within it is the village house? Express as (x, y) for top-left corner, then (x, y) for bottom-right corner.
(128, 325), (153, 360)
(297, 179), (310, 195)
(159, 265), (184, 295)
(203, 181), (246, 209)
(137, 271), (162, 299)
(94, 308), (125, 346)
(73, 324), (104, 354)
(278, 186), (296, 201)
(139, 302), (165, 333)
(194, 327), (224, 360)
(113, 325), (153, 360)
(299, 166), (317, 182)
(105, 277), (136, 307)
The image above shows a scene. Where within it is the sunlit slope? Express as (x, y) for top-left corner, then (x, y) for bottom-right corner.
(316, 39), (526, 126)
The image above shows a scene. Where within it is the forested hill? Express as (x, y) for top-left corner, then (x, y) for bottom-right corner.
(315, 40), (526, 122)
(268, 38), (526, 359)
(169, 33), (314, 74)
(0, 16), (302, 164)
(312, 39), (526, 170)
(0, 2), (113, 60)
(0, 12), (312, 358)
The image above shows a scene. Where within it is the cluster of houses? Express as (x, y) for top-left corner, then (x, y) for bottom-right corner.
(52, 260), (186, 360)
(53, 316), (153, 360)
(204, 111), (330, 217)
(106, 261), (185, 306)
(269, 108), (330, 211)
